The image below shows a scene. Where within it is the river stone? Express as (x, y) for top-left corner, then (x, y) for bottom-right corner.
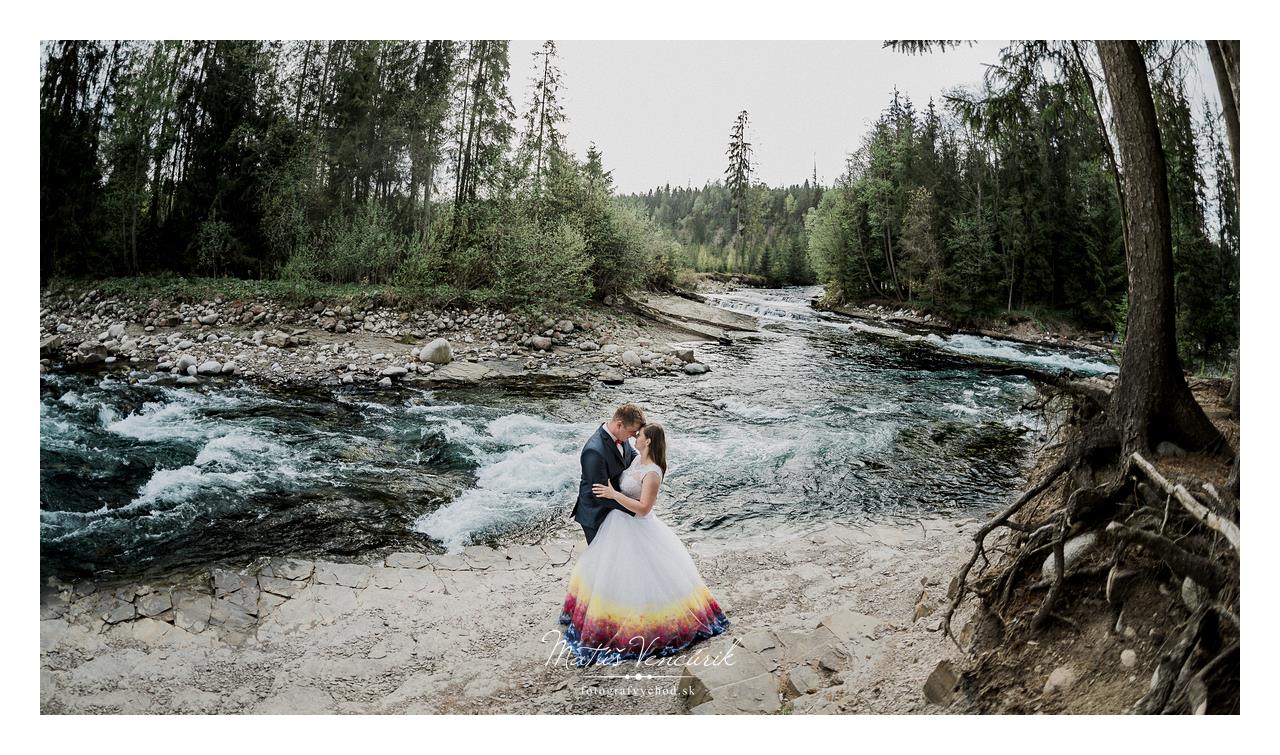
(579, 340), (600, 351)
(107, 323), (126, 339)
(197, 359), (222, 375)
(683, 361), (710, 375)
(784, 665), (824, 697)
(555, 320), (575, 333)
(378, 377), (393, 387)
(198, 313), (219, 325)
(421, 338), (453, 364)
(621, 350), (642, 367)
(176, 375), (199, 385)
(102, 599), (137, 624)
(381, 365), (408, 378)
(1039, 531), (1099, 580)
(530, 336), (552, 351)
(924, 660), (959, 705)
(1043, 665), (1078, 695)
(136, 590), (173, 618)
(1181, 576), (1210, 610)
(673, 348), (695, 363)
(913, 590), (936, 621)
(220, 361), (237, 374)
(1121, 648), (1137, 668)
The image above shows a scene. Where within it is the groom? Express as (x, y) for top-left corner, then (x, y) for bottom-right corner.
(572, 403), (647, 544)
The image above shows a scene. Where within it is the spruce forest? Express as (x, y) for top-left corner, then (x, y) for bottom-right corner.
(40, 40), (1237, 372)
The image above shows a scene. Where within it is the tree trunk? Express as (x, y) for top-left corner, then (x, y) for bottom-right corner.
(1096, 40), (1225, 455)
(1206, 40), (1241, 415)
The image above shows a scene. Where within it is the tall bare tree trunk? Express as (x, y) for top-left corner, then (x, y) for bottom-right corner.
(1206, 40), (1241, 416)
(1096, 40), (1225, 455)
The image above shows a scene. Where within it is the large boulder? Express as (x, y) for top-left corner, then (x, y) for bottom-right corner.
(420, 338), (453, 365)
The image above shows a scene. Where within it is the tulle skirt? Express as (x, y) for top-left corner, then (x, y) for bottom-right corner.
(558, 508), (730, 666)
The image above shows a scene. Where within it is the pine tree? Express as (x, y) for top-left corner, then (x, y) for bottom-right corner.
(724, 109), (752, 273)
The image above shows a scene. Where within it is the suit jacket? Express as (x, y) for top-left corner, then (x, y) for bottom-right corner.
(571, 425), (637, 530)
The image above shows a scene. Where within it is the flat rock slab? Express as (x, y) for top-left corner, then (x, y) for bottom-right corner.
(818, 609), (890, 661)
(428, 553), (471, 571)
(212, 568), (257, 596)
(314, 562), (373, 589)
(384, 552), (431, 570)
(261, 558), (314, 581)
(688, 671), (780, 714)
(425, 361), (499, 383)
(504, 544), (550, 568)
(679, 644), (774, 707)
(462, 545), (506, 570)
(259, 575), (307, 598)
(630, 293), (759, 332)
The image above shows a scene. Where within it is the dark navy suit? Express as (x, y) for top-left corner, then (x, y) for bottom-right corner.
(571, 425), (637, 543)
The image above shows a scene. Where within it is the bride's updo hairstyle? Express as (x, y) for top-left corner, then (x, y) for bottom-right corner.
(642, 423), (668, 475)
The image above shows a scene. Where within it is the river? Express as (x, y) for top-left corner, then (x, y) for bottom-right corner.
(39, 286), (1117, 580)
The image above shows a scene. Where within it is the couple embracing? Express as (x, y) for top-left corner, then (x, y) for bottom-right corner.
(557, 403), (730, 666)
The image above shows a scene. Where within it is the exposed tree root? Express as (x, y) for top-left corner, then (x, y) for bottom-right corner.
(944, 387), (1240, 714)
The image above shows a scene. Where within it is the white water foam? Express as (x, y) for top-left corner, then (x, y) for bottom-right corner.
(414, 413), (593, 551)
(925, 333), (1117, 375)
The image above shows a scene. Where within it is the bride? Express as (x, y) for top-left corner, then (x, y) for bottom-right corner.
(558, 423), (730, 666)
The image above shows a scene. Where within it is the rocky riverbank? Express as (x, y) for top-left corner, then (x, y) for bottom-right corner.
(810, 297), (1119, 356)
(39, 283), (755, 391)
(39, 515), (987, 714)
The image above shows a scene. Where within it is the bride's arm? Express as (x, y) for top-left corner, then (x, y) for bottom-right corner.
(593, 473), (660, 516)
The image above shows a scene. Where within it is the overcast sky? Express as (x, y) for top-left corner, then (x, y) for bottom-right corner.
(506, 40), (1220, 196)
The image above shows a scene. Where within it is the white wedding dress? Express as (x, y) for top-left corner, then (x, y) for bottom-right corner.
(559, 457), (729, 665)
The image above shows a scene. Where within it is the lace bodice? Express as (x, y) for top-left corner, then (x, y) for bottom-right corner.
(619, 458), (663, 502)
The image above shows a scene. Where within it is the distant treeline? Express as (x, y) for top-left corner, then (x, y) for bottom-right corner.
(617, 180), (822, 285)
(39, 40), (679, 306)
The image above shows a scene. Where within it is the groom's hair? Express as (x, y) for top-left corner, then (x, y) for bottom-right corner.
(613, 403), (646, 429)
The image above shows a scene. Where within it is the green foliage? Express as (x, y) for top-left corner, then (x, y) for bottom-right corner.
(282, 199), (405, 284)
(192, 217), (240, 277)
(489, 213), (592, 306)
